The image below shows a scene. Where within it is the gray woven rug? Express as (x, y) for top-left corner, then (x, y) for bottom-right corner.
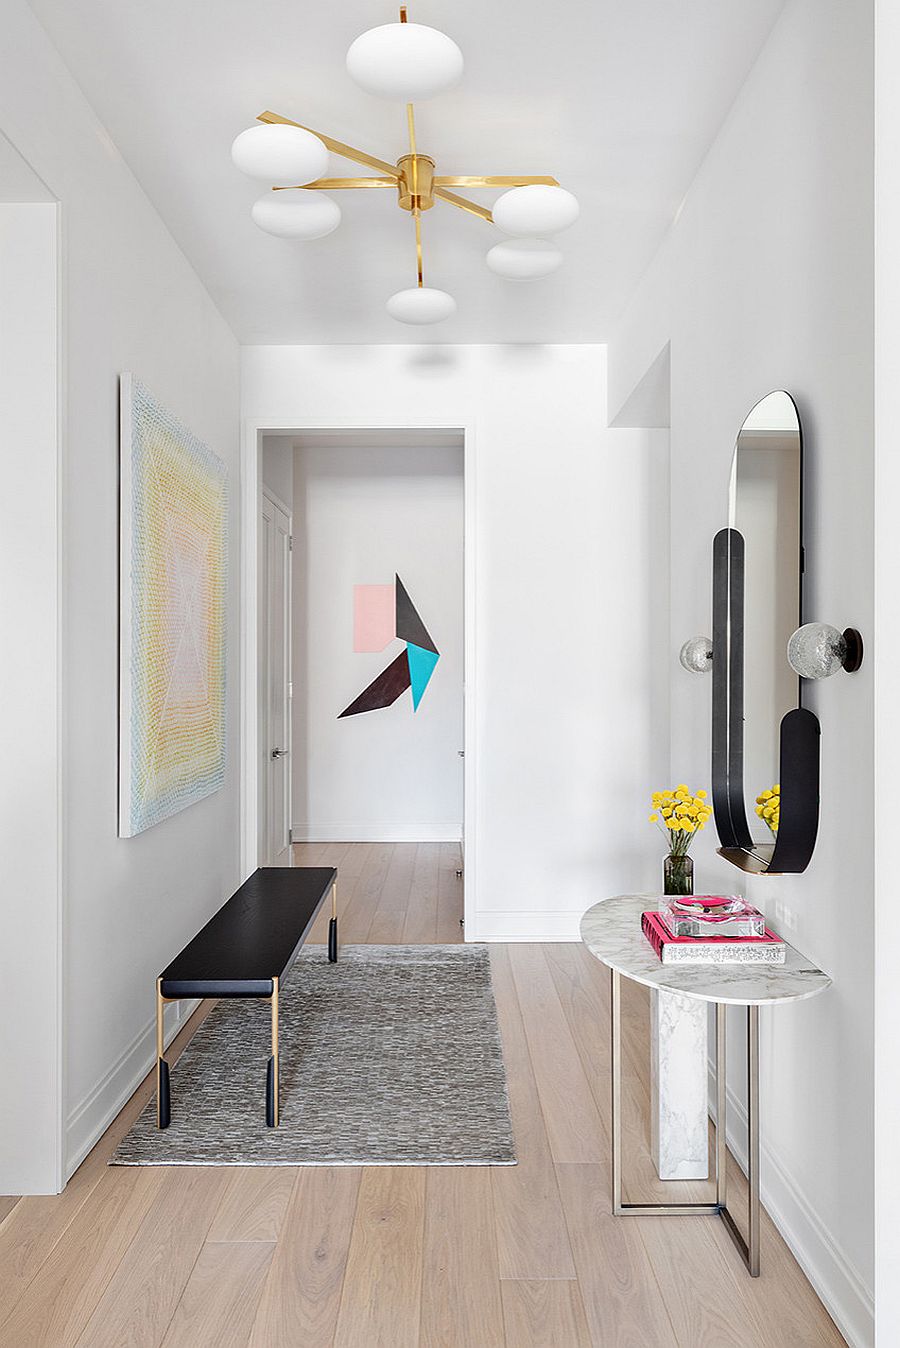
(112, 944), (515, 1166)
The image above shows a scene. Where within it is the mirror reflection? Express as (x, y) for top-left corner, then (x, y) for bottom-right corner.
(728, 390), (802, 860)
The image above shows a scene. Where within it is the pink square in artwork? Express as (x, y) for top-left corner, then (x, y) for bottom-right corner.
(353, 584), (396, 652)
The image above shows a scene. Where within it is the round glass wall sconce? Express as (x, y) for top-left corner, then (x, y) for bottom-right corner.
(680, 636), (713, 673)
(787, 623), (864, 679)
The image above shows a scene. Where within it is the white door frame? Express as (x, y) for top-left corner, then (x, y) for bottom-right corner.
(240, 419), (475, 936)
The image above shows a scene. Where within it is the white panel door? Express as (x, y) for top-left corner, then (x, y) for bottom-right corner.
(259, 493), (292, 865)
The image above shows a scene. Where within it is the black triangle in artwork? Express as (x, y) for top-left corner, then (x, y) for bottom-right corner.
(338, 649), (411, 718)
(395, 574), (438, 655)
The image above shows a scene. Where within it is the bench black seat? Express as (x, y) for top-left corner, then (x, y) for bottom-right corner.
(161, 866), (337, 998)
(155, 866), (339, 1130)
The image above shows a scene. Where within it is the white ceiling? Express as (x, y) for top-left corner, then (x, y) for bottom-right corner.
(0, 130), (54, 202)
(27, 0), (785, 343)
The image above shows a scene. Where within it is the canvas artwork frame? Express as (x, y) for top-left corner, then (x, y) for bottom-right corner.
(118, 374), (228, 837)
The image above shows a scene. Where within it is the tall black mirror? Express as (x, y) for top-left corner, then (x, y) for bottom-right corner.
(712, 391), (820, 874)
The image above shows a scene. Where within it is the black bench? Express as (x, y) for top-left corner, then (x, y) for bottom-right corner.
(155, 866), (338, 1129)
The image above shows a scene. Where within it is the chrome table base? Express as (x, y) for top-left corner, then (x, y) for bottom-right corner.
(610, 967), (761, 1276)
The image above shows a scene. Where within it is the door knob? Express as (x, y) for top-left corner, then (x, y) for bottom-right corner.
(271, 747), (289, 759)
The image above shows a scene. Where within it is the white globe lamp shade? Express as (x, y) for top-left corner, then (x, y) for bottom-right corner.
(679, 636), (714, 674)
(251, 190), (341, 239)
(347, 23), (463, 101)
(486, 238), (562, 279)
(787, 623), (864, 678)
(386, 287), (457, 325)
(492, 185), (580, 237)
(231, 123), (329, 186)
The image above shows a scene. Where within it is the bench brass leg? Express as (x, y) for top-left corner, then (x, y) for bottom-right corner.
(328, 879), (338, 962)
(266, 976), (280, 1127)
(156, 978), (170, 1129)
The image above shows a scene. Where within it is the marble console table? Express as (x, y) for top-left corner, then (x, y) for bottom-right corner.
(580, 894), (830, 1276)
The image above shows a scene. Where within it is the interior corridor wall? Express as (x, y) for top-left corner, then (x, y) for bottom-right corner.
(242, 344), (671, 940)
(1, 0), (241, 1185)
(608, 0), (874, 1341)
(0, 198), (60, 1194)
(292, 440), (464, 842)
(874, 3), (900, 1342)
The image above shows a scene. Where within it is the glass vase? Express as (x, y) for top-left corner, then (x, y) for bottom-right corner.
(663, 853), (694, 896)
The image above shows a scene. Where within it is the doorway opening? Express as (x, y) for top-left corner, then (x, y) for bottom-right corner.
(246, 425), (471, 941)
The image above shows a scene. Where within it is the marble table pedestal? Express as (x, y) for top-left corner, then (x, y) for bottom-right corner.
(650, 989), (709, 1180)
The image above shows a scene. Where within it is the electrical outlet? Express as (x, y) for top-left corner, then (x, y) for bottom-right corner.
(771, 898), (797, 932)
(773, 899), (797, 932)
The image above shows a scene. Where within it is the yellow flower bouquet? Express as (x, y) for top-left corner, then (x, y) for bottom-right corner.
(755, 783), (780, 836)
(649, 785), (713, 895)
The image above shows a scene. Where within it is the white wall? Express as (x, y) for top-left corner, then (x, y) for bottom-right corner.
(242, 344), (670, 940)
(292, 439), (464, 842)
(609, 0), (874, 1341)
(874, 3), (900, 1342)
(0, 202), (62, 1194)
(0, 0), (241, 1188)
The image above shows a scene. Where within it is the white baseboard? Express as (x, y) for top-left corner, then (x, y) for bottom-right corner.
(292, 822), (462, 844)
(708, 1065), (874, 1348)
(65, 998), (199, 1180)
(469, 911), (582, 942)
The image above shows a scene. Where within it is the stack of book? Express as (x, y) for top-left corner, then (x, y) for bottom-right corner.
(641, 895), (785, 965)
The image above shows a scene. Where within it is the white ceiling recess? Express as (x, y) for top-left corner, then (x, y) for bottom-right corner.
(26, 0), (786, 342)
(0, 129), (54, 202)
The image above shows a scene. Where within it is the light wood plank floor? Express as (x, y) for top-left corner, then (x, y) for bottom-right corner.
(0, 843), (845, 1347)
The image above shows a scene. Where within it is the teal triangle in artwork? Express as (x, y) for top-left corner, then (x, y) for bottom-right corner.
(406, 643), (439, 711)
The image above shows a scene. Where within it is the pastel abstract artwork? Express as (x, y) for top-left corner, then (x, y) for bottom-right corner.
(340, 574), (439, 718)
(353, 583), (396, 652)
(119, 374), (228, 837)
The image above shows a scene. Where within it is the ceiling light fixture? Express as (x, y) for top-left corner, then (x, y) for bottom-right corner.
(231, 4), (579, 325)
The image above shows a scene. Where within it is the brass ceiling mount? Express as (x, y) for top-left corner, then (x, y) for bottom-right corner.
(396, 153), (435, 212)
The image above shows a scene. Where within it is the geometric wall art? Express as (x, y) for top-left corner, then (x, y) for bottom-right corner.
(118, 374), (228, 836)
(339, 574), (439, 718)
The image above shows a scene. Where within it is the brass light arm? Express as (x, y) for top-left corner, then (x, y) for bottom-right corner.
(413, 207), (424, 285)
(405, 95), (424, 285)
(434, 175), (559, 188)
(273, 177), (399, 190)
(433, 186), (494, 223)
(257, 110), (400, 178)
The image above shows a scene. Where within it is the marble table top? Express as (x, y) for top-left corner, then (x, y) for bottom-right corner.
(580, 895), (831, 1006)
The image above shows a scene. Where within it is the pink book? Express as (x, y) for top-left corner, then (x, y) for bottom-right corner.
(641, 910), (785, 965)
